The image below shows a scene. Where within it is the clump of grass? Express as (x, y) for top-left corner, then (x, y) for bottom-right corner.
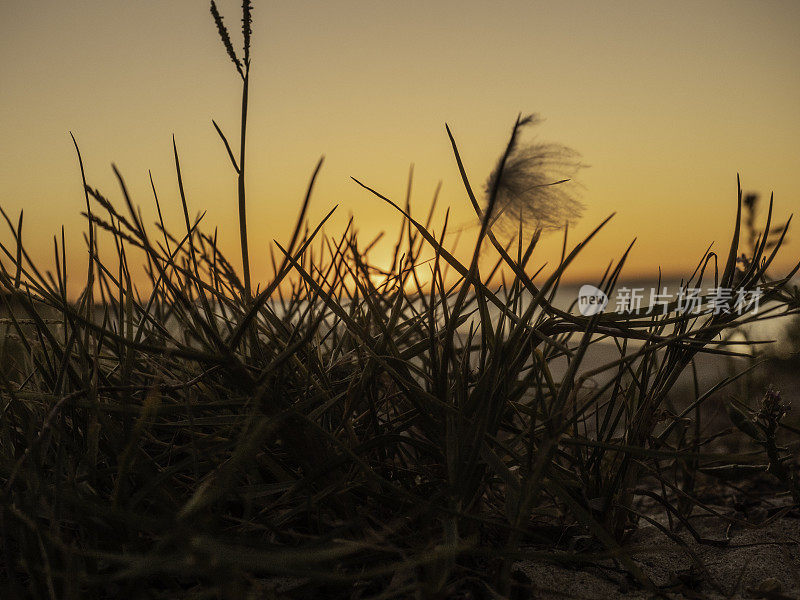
(1, 3), (799, 598)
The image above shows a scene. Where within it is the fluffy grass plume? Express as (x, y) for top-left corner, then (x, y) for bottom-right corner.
(484, 113), (585, 233)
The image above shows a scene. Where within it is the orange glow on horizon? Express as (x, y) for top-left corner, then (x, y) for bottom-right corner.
(1, 1), (798, 297)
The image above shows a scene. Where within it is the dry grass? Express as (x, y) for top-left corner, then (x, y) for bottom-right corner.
(1, 2), (799, 598)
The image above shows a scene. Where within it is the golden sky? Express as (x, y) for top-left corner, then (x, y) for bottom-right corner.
(1, 0), (798, 292)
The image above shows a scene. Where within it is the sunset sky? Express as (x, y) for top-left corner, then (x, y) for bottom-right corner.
(1, 1), (798, 293)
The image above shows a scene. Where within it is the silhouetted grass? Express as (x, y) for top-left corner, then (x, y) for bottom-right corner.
(1, 2), (799, 598)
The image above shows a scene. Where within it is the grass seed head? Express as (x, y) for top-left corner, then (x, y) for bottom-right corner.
(484, 114), (585, 234)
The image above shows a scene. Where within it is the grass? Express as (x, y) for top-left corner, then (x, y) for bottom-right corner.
(2, 2), (800, 598)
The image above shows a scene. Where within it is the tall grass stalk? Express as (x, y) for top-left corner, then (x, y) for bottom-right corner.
(210, 0), (252, 299)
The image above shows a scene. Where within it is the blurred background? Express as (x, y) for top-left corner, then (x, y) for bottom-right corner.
(1, 0), (798, 294)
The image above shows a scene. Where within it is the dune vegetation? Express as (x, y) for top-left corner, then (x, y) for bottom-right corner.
(1, 2), (799, 598)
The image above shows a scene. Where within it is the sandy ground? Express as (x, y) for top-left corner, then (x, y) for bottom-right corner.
(515, 514), (800, 599)
(258, 513), (800, 599)
(516, 345), (800, 599)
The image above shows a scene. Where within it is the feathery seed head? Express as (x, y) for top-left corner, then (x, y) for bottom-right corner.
(484, 114), (585, 234)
